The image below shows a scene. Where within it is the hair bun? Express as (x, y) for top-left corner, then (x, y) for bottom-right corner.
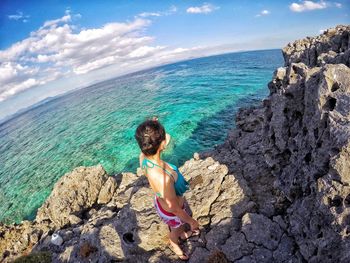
(135, 119), (166, 156)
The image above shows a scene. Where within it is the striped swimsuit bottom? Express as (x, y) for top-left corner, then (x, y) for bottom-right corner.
(153, 196), (192, 228)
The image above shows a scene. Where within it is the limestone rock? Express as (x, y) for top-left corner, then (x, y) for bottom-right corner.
(182, 157), (228, 226)
(242, 213), (283, 250)
(36, 165), (109, 228)
(97, 176), (117, 204)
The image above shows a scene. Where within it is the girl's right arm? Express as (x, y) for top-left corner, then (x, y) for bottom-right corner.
(162, 174), (199, 230)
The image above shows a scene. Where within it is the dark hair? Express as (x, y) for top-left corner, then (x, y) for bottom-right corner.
(135, 119), (166, 156)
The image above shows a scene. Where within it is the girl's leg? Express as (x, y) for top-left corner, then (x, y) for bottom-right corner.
(169, 225), (188, 260)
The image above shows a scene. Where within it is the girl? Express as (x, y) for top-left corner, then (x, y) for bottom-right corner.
(135, 118), (200, 260)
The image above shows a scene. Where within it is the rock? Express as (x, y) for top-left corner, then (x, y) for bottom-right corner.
(188, 247), (210, 263)
(241, 213), (283, 250)
(220, 230), (254, 261)
(193, 152), (200, 160)
(78, 242), (97, 258)
(129, 187), (169, 251)
(273, 234), (296, 262)
(206, 250), (230, 263)
(36, 165), (109, 227)
(183, 157), (228, 226)
(209, 174), (254, 225)
(97, 176), (117, 204)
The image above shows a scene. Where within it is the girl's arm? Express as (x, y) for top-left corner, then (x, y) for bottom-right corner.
(162, 174), (198, 227)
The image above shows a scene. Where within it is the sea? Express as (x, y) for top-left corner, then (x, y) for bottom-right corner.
(0, 49), (283, 223)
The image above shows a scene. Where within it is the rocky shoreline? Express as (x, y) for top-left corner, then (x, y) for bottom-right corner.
(1, 25), (349, 263)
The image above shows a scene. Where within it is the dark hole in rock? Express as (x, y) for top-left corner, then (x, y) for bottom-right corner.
(312, 247), (318, 256)
(271, 133), (276, 143)
(110, 206), (119, 213)
(331, 82), (340, 92)
(283, 108), (289, 114)
(346, 226), (350, 235)
(123, 232), (135, 244)
(316, 141), (323, 148)
(304, 185), (311, 196)
(285, 93), (294, 99)
(304, 152), (312, 164)
(290, 186), (303, 200)
(313, 128), (319, 139)
(282, 149), (292, 160)
(303, 127), (308, 136)
(329, 196), (342, 207)
(324, 97), (337, 111)
(293, 111), (303, 120)
(3, 250), (10, 259)
(330, 147), (340, 155)
(272, 164), (279, 172)
(344, 194), (350, 206)
(317, 232), (323, 238)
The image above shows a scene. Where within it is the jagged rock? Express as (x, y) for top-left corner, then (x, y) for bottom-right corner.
(182, 157), (229, 226)
(129, 187), (169, 251)
(206, 250), (229, 263)
(97, 176), (117, 204)
(209, 174), (254, 225)
(36, 165), (110, 227)
(220, 230), (254, 261)
(188, 247), (210, 263)
(241, 213), (283, 250)
(283, 25), (350, 67)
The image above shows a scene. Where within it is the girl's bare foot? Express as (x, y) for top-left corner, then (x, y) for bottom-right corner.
(169, 239), (189, 261)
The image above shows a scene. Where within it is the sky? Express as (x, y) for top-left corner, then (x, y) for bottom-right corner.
(0, 0), (349, 120)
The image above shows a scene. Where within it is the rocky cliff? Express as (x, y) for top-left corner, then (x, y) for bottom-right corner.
(1, 25), (349, 263)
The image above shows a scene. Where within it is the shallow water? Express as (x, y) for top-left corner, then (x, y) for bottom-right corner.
(0, 49), (283, 223)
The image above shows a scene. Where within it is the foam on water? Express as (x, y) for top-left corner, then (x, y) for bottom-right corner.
(0, 50), (283, 223)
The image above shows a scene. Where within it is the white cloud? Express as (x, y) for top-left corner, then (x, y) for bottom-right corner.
(0, 13), (156, 100)
(256, 9), (271, 17)
(0, 9), (215, 103)
(137, 5), (177, 18)
(289, 1), (328, 12)
(335, 2), (342, 8)
(8, 11), (30, 23)
(186, 3), (219, 14)
(139, 12), (162, 18)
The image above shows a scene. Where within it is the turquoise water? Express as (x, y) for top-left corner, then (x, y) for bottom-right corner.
(0, 50), (282, 223)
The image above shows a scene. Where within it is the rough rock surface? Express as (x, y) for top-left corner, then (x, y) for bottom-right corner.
(0, 25), (349, 262)
(36, 165), (114, 228)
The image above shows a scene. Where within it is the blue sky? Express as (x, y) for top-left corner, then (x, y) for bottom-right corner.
(0, 0), (349, 120)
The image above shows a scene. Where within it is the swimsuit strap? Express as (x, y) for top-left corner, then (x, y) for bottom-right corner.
(142, 158), (175, 181)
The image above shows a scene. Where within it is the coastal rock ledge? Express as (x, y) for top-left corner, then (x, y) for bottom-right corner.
(1, 25), (350, 263)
